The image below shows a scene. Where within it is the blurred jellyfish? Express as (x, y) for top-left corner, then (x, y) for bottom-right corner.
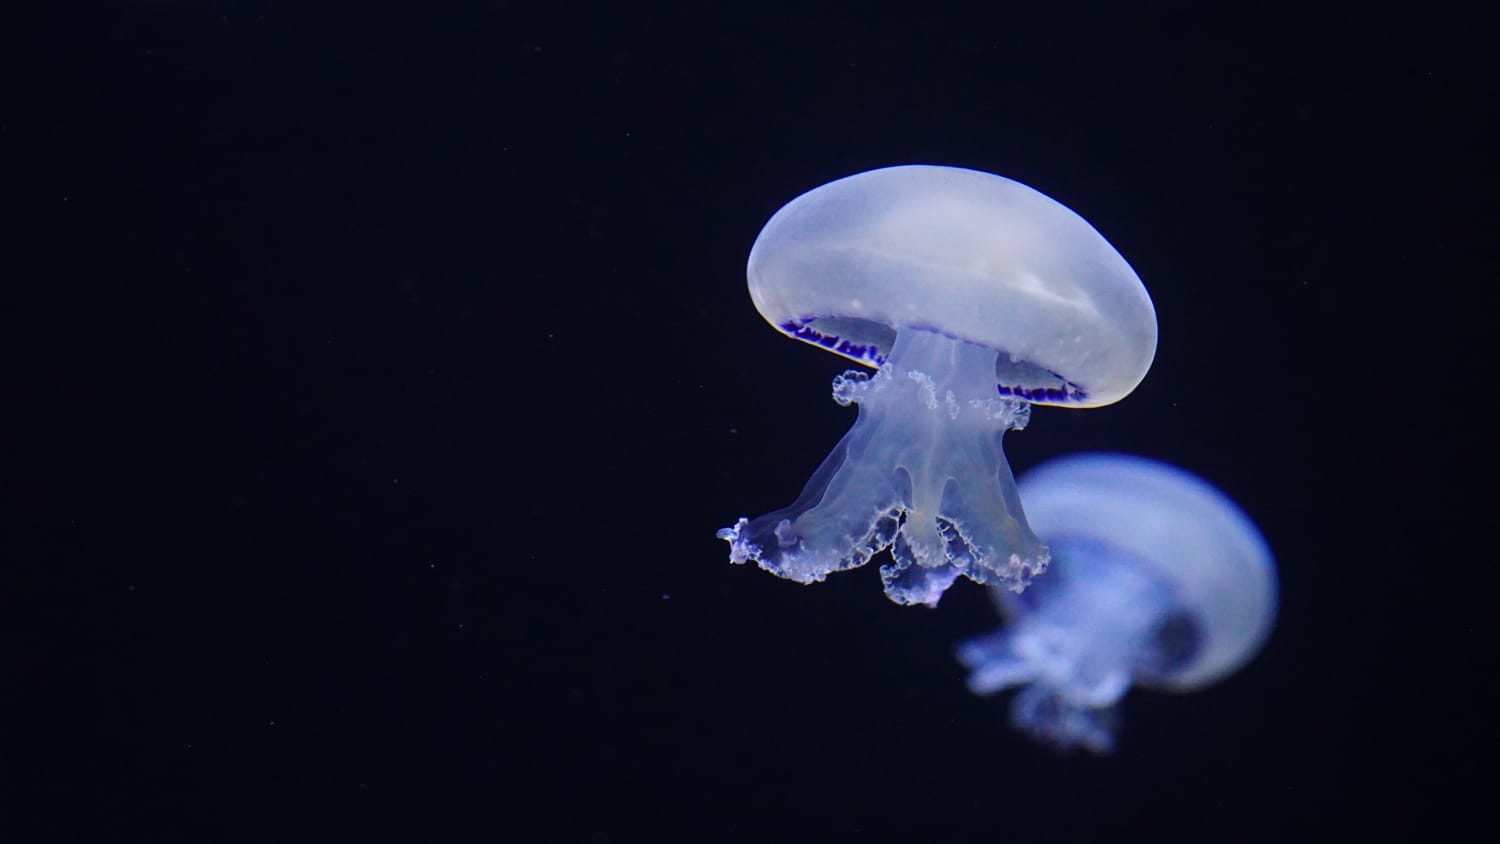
(718, 165), (1157, 605)
(957, 453), (1278, 753)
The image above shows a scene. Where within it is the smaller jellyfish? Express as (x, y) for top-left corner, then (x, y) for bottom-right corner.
(956, 453), (1278, 753)
(718, 165), (1157, 606)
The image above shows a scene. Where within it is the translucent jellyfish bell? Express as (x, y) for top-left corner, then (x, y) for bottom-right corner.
(718, 165), (1157, 605)
(956, 453), (1278, 752)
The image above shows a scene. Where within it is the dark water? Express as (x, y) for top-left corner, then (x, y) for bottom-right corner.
(11, 2), (1487, 840)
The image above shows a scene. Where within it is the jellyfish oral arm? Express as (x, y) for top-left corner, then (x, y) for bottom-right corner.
(718, 327), (1050, 606)
(957, 538), (1181, 752)
(958, 619), (1132, 754)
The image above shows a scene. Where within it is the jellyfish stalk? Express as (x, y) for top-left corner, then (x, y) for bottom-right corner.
(719, 327), (1049, 606)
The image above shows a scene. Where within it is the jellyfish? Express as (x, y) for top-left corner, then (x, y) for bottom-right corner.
(717, 165), (1157, 605)
(956, 453), (1278, 753)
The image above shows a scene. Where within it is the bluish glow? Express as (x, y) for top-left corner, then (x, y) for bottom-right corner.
(719, 166), (1157, 605)
(957, 453), (1278, 752)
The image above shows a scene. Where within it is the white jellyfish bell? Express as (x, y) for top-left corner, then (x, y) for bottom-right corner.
(957, 453), (1279, 753)
(718, 165), (1158, 606)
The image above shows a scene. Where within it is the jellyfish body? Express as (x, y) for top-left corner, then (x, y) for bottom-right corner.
(718, 166), (1157, 605)
(956, 453), (1278, 752)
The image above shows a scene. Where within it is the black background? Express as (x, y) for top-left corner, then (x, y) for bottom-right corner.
(11, 1), (1490, 840)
